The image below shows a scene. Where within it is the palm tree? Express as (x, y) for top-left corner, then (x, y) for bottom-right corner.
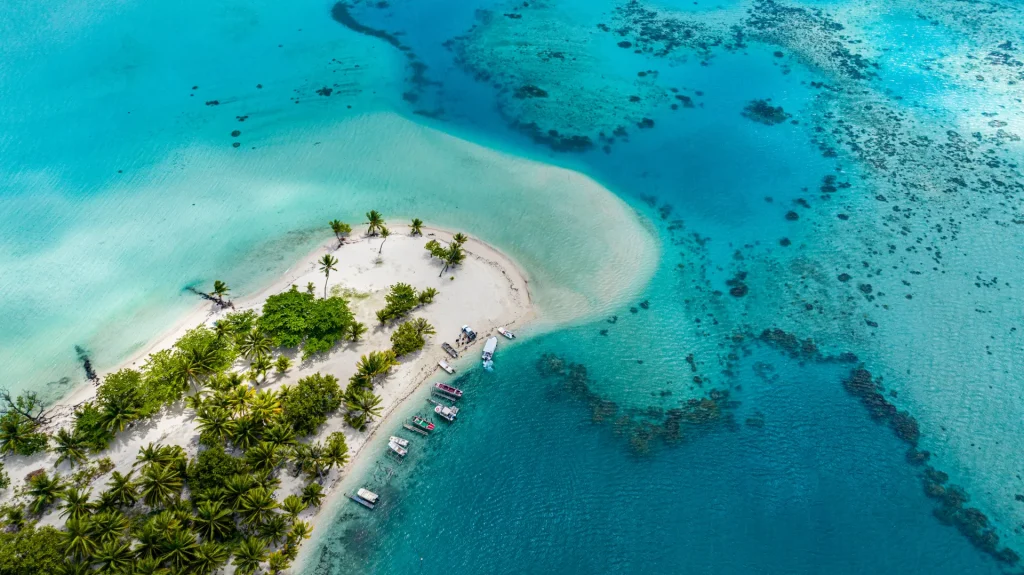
(305, 281), (316, 295)
(345, 388), (383, 431)
(59, 486), (94, 521)
(27, 471), (64, 514)
(160, 527), (199, 570)
(133, 521), (165, 561)
(365, 210), (384, 236)
(139, 464), (183, 507)
(0, 415), (38, 455)
(287, 520), (313, 546)
(225, 384), (254, 417)
(318, 253), (338, 298)
(53, 427), (88, 468)
(239, 328), (272, 361)
(411, 317), (436, 337)
(240, 487), (278, 526)
(213, 320), (232, 341)
(105, 470), (139, 508)
(196, 407), (235, 443)
(56, 561), (92, 575)
(250, 353), (272, 383)
(451, 232), (468, 246)
(440, 243), (465, 277)
(417, 287), (438, 305)
(233, 537), (268, 575)
(329, 219), (351, 247)
(301, 482), (325, 508)
(348, 321), (367, 342)
(268, 550), (292, 574)
(193, 500), (233, 542)
(130, 558), (168, 575)
(245, 442), (282, 473)
(90, 509), (129, 544)
(92, 539), (134, 574)
(210, 280), (231, 306)
(410, 218), (424, 236)
(229, 416), (261, 451)
(101, 396), (140, 433)
(351, 350), (399, 389)
(258, 512), (290, 546)
(248, 390), (281, 425)
(262, 422), (296, 449)
(135, 442), (161, 467)
(222, 474), (255, 511)
(62, 517), (96, 559)
(279, 495), (307, 519)
(191, 540), (230, 575)
(378, 226), (390, 254)
(176, 345), (218, 394)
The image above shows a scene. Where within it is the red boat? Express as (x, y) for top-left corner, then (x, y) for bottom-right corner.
(433, 382), (464, 399)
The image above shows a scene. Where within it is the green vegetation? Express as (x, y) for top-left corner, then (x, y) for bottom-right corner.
(280, 374), (344, 436)
(425, 235), (467, 277)
(344, 389), (383, 431)
(365, 210), (384, 236)
(377, 226), (390, 254)
(317, 253), (338, 299)
(410, 218), (423, 236)
(0, 392), (48, 457)
(390, 318), (436, 357)
(348, 350), (399, 390)
(259, 286), (354, 360)
(273, 355), (291, 375)
(329, 219), (351, 246)
(375, 283), (438, 325)
(0, 525), (64, 573)
(209, 280), (231, 307)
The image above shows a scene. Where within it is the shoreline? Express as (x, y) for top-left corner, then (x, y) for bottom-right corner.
(0, 221), (537, 564)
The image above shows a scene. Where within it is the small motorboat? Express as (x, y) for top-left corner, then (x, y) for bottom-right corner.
(438, 359), (455, 374)
(411, 416), (435, 433)
(434, 404), (460, 422)
(388, 440), (408, 457)
(498, 327), (516, 340)
(389, 436), (409, 448)
(482, 336), (498, 370)
(348, 488), (379, 509)
(433, 382), (463, 399)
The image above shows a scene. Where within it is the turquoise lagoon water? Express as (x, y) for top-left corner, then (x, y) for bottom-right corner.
(4, 0), (1024, 573)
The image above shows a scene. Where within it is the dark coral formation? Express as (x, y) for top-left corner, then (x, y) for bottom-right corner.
(742, 99), (791, 126)
(75, 345), (98, 382)
(513, 85), (548, 99)
(536, 353), (736, 454)
(608, 0), (725, 60)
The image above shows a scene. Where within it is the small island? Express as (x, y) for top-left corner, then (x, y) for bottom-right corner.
(0, 214), (532, 574)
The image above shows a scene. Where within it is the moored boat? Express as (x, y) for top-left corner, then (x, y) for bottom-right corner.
(348, 488), (379, 509)
(388, 440), (407, 457)
(389, 436), (409, 448)
(482, 336), (498, 369)
(433, 382), (464, 399)
(411, 416), (435, 433)
(498, 327), (516, 339)
(434, 404), (460, 422)
(438, 359), (455, 374)
(441, 342), (459, 358)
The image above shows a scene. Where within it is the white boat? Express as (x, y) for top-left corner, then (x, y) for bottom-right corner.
(388, 440), (407, 457)
(389, 436), (409, 448)
(438, 359), (455, 374)
(482, 336), (498, 369)
(498, 327), (516, 340)
(434, 404), (460, 422)
(357, 488), (379, 505)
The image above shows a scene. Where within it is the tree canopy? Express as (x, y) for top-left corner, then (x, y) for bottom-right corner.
(280, 373), (343, 436)
(259, 287), (354, 360)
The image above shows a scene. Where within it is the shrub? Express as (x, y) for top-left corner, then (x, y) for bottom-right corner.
(390, 321), (425, 357)
(0, 526), (64, 573)
(188, 444), (247, 495)
(260, 287), (354, 359)
(281, 373), (344, 436)
(71, 402), (115, 452)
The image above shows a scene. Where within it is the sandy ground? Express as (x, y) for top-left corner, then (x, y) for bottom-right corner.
(0, 223), (534, 541)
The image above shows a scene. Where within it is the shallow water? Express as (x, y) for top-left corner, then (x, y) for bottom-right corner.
(3, 0), (1024, 572)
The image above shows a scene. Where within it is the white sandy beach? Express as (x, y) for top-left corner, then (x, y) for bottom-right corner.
(0, 224), (534, 544)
